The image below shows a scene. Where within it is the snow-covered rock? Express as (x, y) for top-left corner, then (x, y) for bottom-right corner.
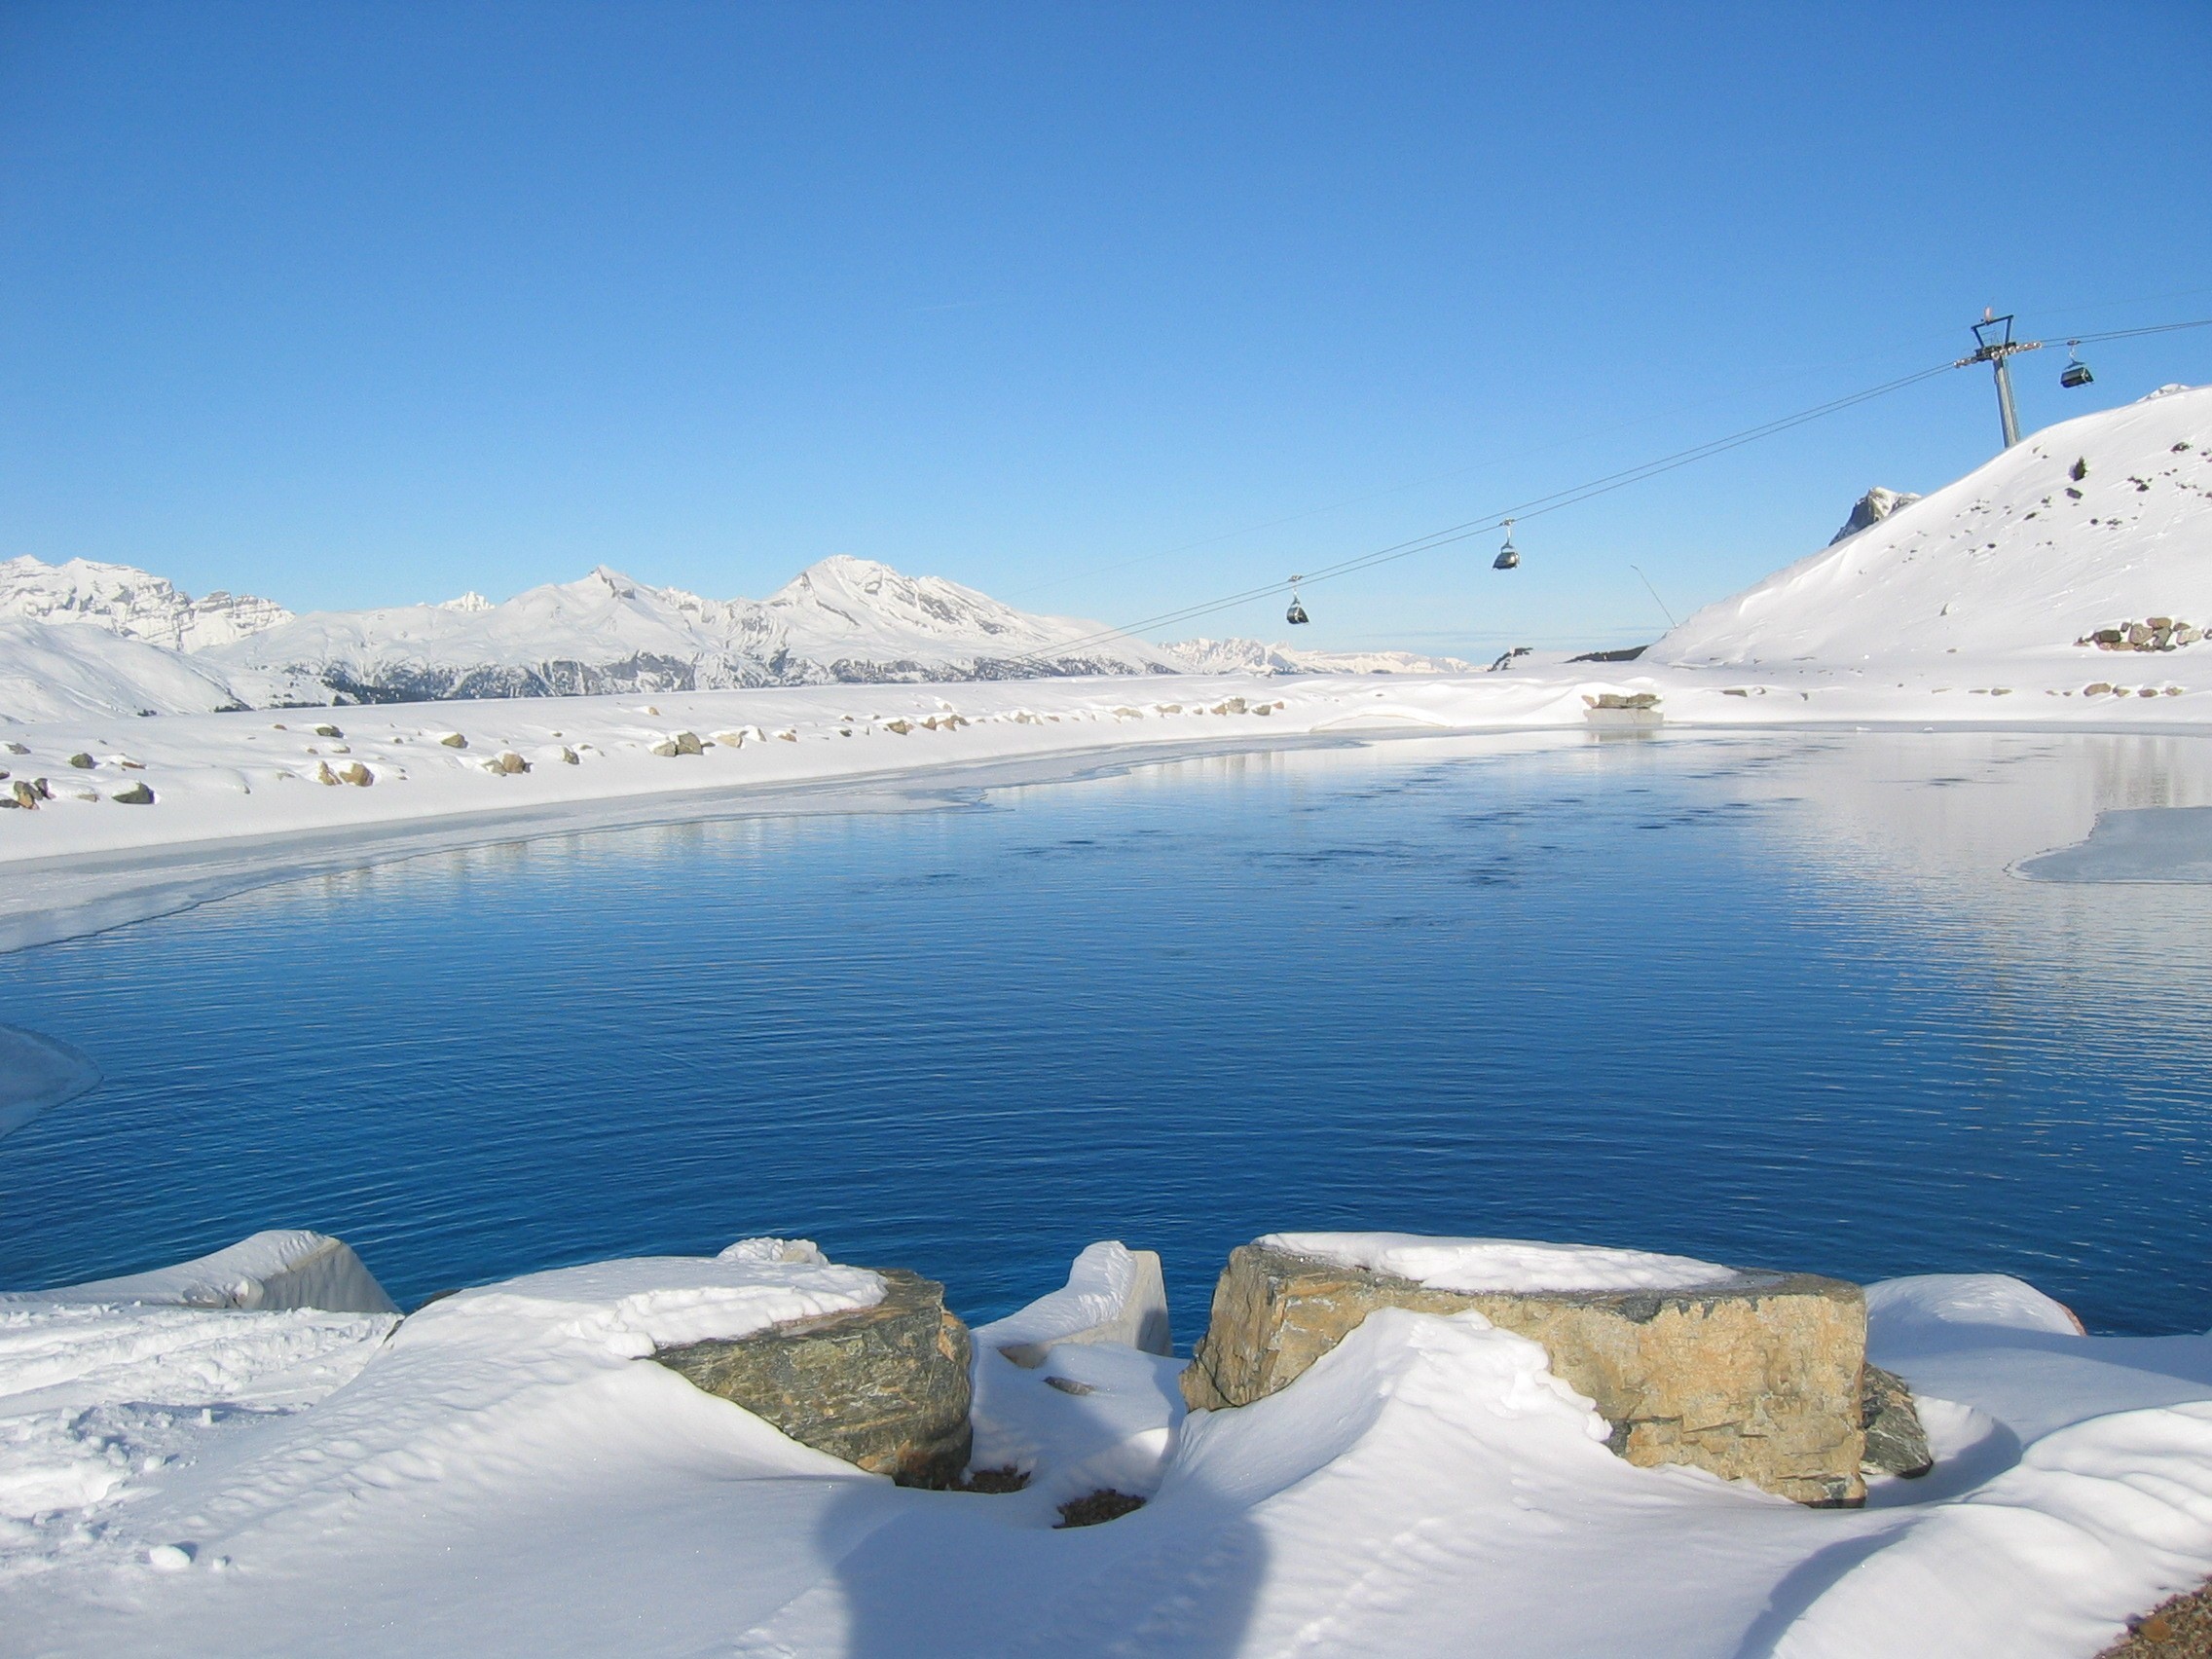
(3, 1231), (400, 1316)
(972, 1240), (1172, 1367)
(1657, 385), (2212, 667)
(0, 557), (291, 651)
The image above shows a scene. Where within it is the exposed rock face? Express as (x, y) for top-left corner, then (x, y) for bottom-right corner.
(1181, 1243), (1867, 1505)
(653, 1268), (973, 1488)
(1861, 1362), (1934, 1478)
(1828, 486), (1923, 544)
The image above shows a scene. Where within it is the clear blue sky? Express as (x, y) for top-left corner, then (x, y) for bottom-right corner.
(3, 3), (2208, 653)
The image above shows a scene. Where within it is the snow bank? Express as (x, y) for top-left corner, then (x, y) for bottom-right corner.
(7, 1241), (2212, 1654)
(1260, 1230), (1735, 1293)
(0, 1022), (99, 1139)
(4, 1230), (400, 1316)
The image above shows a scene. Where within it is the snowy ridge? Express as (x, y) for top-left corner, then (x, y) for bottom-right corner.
(0, 557), (291, 652)
(1657, 385), (2212, 667)
(204, 556), (1183, 705)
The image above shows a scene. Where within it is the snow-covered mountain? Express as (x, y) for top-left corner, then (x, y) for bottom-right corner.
(0, 557), (293, 652)
(1161, 637), (1477, 676)
(1656, 385), (2212, 668)
(203, 557), (1179, 703)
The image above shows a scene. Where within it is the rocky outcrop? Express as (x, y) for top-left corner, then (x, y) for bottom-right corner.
(1829, 486), (1922, 544)
(1861, 1362), (1934, 1478)
(653, 1268), (973, 1488)
(1181, 1242), (1867, 1505)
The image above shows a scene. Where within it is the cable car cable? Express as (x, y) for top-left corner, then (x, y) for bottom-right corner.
(1004, 316), (2211, 667)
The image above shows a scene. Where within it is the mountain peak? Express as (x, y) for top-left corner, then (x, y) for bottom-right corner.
(0, 554), (292, 652)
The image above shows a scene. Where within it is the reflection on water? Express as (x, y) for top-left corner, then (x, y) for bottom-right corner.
(5, 728), (2212, 1340)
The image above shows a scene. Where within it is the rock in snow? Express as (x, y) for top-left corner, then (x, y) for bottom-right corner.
(7, 1235), (2212, 1656)
(1184, 1235), (1869, 1504)
(652, 1265), (974, 1488)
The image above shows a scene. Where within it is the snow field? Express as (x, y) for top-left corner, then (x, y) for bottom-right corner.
(4, 1231), (2212, 1654)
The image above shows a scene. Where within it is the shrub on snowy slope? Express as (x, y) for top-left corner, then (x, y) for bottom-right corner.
(1655, 385), (2212, 669)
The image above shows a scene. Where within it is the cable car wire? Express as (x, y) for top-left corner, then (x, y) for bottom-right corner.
(1002, 316), (2211, 668)
(1005, 357), (1959, 665)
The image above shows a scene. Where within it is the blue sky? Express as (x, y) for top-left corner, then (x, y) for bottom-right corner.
(3, 3), (2208, 653)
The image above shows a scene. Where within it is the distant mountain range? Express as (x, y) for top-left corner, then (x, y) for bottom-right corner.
(0, 553), (1470, 722)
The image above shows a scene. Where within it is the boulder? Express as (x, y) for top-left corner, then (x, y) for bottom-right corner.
(436, 731), (468, 749)
(66, 752), (94, 769)
(1861, 1362), (1934, 1478)
(1181, 1241), (1867, 1505)
(973, 1241), (1172, 1369)
(338, 761), (374, 787)
(653, 1267), (973, 1487)
(674, 730), (703, 756)
(313, 723), (343, 738)
(11, 780), (38, 810)
(110, 781), (155, 805)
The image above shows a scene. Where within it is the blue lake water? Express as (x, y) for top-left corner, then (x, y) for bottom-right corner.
(6, 726), (2212, 1342)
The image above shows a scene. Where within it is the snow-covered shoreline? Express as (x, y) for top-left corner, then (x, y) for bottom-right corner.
(6, 1229), (2212, 1657)
(10, 664), (2212, 955)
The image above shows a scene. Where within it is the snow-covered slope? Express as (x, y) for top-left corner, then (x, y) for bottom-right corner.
(0, 618), (255, 722)
(204, 557), (1180, 703)
(0, 557), (292, 652)
(1162, 636), (1477, 675)
(1656, 385), (2212, 668)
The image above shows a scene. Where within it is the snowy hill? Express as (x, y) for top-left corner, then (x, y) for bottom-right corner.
(203, 557), (1179, 703)
(1162, 636), (1477, 675)
(0, 618), (253, 723)
(0, 556), (292, 651)
(1656, 385), (2212, 668)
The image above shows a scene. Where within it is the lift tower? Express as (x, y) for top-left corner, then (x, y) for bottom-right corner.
(1958, 310), (2042, 450)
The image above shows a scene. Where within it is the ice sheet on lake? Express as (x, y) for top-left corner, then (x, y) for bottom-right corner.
(2017, 805), (2212, 884)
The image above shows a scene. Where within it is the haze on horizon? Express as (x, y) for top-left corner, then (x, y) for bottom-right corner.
(2, 1), (2207, 656)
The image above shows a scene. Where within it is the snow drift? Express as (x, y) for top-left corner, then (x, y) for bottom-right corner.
(10, 1230), (2212, 1656)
